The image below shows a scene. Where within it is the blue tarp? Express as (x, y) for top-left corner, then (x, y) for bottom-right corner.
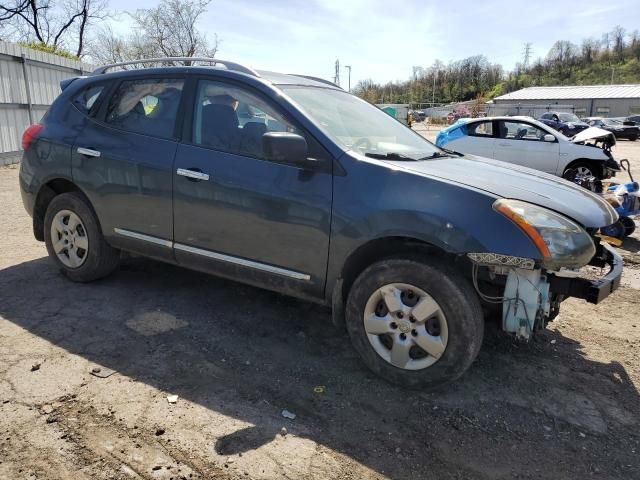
(435, 120), (468, 148)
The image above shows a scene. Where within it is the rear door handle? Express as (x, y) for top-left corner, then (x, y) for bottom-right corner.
(177, 168), (209, 181)
(77, 147), (101, 157)
(498, 143), (511, 147)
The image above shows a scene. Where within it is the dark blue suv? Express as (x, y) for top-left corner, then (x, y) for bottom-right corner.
(538, 111), (589, 137)
(19, 58), (623, 389)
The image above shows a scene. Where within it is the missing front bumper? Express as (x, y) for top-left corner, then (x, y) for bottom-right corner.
(547, 242), (623, 304)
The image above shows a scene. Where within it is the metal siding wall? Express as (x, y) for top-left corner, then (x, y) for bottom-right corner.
(0, 41), (92, 163)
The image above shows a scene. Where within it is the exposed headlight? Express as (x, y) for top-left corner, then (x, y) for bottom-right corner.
(493, 199), (596, 270)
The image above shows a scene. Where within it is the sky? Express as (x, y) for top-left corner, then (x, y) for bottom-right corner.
(107, 0), (640, 88)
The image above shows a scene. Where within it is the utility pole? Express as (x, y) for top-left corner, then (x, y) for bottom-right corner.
(333, 59), (340, 87)
(344, 65), (352, 91)
(522, 42), (533, 69)
(611, 66), (615, 84)
(432, 70), (437, 106)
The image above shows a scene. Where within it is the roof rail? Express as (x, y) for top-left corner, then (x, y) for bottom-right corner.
(290, 74), (342, 89)
(91, 57), (260, 77)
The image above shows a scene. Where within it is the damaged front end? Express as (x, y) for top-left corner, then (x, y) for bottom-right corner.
(468, 240), (622, 339)
(570, 127), (621, 178)
(467, 198), (623, 339)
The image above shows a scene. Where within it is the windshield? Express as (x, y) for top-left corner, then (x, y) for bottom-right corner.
(281, 86), (440, 159)
(558, 113), (581, 123)
(602, 118), (621, 125)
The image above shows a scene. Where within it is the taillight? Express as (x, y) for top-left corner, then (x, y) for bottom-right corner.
(22, 123), (44, 150)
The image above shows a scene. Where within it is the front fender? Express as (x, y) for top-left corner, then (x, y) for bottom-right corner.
(325, 155), (541, 298)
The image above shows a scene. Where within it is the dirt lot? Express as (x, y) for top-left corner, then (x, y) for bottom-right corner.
(1, 138), (639, 479)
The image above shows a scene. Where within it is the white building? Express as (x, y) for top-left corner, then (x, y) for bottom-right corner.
(491, 84), (640, 118)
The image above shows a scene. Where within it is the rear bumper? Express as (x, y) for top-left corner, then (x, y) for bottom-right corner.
(548, 242), (623, 304)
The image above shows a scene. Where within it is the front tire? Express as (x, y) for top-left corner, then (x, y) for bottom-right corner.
(563, 161), (599, 180)
(44, 192), (120, 282)
(345, 258), (484, 389)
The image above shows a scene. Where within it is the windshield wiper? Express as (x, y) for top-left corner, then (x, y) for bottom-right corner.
(418, 152), (454, 160)
(364, 152), (417, 161)
(440, 147), (464, 156)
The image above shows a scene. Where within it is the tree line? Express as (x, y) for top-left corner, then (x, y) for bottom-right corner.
(354, 26), (640, 105)
(0, 0), (217, 62)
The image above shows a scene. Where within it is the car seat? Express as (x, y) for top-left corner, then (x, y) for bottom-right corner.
(201, 104), (240, 150)
(144, 88), (182, 137)
(240, 122), (267, 156)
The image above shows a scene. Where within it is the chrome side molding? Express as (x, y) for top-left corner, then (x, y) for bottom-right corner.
(174, 243), (311, 280)
(113, 228), (310, 281)
(113, 228), (173, 248)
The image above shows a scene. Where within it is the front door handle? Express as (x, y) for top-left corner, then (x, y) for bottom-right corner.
(498, 143), (511, 147)
(177, 168), (209, 181)
(77, 147), (101, 157)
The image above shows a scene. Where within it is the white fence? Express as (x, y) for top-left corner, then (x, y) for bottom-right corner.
(0, 41), (93, 165)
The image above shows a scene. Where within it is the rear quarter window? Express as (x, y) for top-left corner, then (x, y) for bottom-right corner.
(72, 84), (106, 116)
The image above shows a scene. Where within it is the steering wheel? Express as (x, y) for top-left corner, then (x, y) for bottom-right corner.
(354, 137), (372, 151)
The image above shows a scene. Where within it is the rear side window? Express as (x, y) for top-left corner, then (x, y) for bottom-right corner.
(72, 84), (105, 115)
(105, 78), (184, 139)
(467, 121), (493, 137)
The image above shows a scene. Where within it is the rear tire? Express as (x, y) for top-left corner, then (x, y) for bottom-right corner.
(345, 257), (484, 390)
(44, 192), (120, 282)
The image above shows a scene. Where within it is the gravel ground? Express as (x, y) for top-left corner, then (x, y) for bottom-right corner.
(1, 137), (639, 480)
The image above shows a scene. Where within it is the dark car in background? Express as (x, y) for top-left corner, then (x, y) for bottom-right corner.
(625, 115), (640, 125)
(584, 117), (639, 141)
(18, 57), (623, 389)
(538, 111), (589, 137)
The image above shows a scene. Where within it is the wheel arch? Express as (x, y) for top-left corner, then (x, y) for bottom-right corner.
(562, 158), (605, 178)
(33, 178), (96, 241)
(331, 236), (461, 327)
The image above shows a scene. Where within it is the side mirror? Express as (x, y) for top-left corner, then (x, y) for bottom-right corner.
(543, 134), (556, 142)
(262, 132), (308, 164)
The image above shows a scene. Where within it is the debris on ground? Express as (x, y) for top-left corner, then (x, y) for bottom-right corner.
(313, 386), (326, 393)
(280, 427), (288, 436)
(155, 428), (165, 436)
(281, 409), (296, 420)
(41, 404), (54, 414)
(30, 362), (41, 372)
(89, 366), (117, 378)
(167, 394), (178, 404)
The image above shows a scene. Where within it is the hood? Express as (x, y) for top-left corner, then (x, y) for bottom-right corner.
(571, 127), (616, 146)
(387, 155), (617, 228)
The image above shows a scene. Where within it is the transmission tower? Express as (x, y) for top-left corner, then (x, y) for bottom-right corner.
(522, 43), (533, 68)
(333, 59), (340, 86)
